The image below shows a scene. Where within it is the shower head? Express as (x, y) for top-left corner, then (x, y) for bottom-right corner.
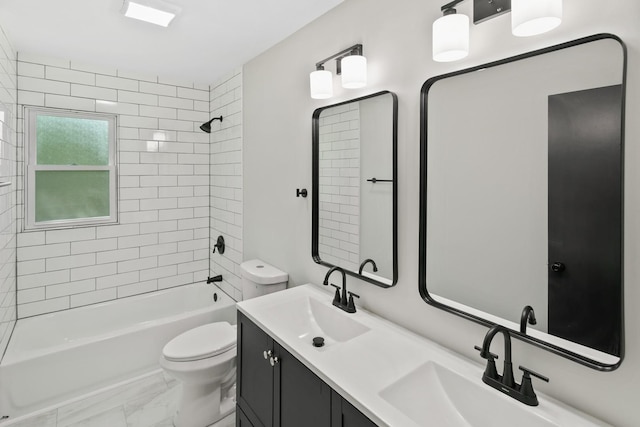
(200, 116), (223, 133)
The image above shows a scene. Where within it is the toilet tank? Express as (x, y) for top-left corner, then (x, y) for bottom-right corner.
(240, 259), (288, 301)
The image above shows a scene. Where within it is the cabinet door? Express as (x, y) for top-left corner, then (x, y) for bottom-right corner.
(275, 342), (331, 427)
(237, 405), (254, 427)
(238, 312), (275, 427)
(331, 391), (378, 427)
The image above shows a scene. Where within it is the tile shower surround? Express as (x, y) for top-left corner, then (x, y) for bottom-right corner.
(318, 102), (361, 271)
(0, 26), (17, 357)
(14, 52), (219, 318)
(209, 68), (244, 302)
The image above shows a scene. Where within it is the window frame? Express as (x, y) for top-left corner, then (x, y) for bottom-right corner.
(25, 107), (118, 230)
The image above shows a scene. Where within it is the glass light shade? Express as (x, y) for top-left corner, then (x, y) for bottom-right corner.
(432, 13), (470, 62)
(511, 0), (562, 37)
(310, 69), (333, 99)
(341, 55), (367, 89)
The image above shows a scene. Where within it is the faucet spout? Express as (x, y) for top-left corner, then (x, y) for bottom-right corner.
(481, 325), (514, 388)
(358, 259), (378, 275)
(520, 305), (537, 334)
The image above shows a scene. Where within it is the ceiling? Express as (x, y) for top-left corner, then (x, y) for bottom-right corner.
(0, 0), (344, 85)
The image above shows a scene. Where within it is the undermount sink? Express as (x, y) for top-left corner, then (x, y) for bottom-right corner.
(263, 295), (370, 346)
(380, 361), (557, 427)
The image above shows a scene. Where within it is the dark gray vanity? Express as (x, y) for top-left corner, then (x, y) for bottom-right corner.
(236, 311), (376, 427)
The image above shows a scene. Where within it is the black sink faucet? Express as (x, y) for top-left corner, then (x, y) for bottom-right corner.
(479, 325), (515, 388)
(476, 325), (549, 406)
(322, 266), (359, 313)
(520, 305), (537, 334)
(358, 259), (378, 275)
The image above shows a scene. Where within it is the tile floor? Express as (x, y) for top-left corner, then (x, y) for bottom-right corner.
(2, 370), (235, 427)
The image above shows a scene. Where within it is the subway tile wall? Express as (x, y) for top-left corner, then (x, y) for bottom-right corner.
(0, 27), (17, 356)
(209, 68), (243, 301)
(15, 52), (213, 318)
(318, 103), (360, 272)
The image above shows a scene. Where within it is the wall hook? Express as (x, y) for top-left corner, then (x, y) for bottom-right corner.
(213, 235), (225, 254)
(296, 188), (308, 198)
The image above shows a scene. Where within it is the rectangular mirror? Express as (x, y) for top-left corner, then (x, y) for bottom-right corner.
(313, 91), (397, 288)
(419, 34), (626, 369)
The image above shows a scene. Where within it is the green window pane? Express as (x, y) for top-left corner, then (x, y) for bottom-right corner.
(36, 115), (109, 165)
(35, 171), (110, 222)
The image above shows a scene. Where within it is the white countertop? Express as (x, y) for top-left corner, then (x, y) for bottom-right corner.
(237, 284), (609, 427)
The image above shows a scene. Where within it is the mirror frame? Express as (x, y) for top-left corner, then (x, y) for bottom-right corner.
(312, 90), (398, 288)
(418, 34), (627, 370)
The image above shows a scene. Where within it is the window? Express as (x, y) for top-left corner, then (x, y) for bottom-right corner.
(25, 107), (117, 229)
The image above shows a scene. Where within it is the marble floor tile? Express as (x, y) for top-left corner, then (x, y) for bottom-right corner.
(1, 370), (238, 427)
(64, 407), (127, 427)
(150, 419), (175, 427)
(2, 409), (57, 427)
(124, 383), (180, 427)
(57, 373), (168, 427)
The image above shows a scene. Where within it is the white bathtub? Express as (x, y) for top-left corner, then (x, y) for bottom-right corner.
(0, 283), (237, 419)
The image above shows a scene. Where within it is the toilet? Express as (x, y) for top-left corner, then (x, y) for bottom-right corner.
(160, 259), (288, 427)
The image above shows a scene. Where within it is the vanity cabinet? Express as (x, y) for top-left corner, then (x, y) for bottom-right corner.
(237, 312), (376, 427)
(331, 391), (378, 427)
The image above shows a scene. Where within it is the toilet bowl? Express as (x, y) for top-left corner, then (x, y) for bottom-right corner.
(160, 259), (288, 427)
(160, 322), (237, 427)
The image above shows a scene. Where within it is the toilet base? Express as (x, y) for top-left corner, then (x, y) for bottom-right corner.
(173, 382), (235, 427)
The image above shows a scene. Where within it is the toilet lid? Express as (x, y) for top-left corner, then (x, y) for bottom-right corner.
(163, 322), (236, 362)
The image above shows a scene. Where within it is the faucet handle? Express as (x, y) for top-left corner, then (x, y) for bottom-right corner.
(330, 284), (341, 304)
(474, 345), (498, 360)
(519, 366), (549, 383)
(346, 292), (359, 312)
(518, 366), (548, 403)
(474, 345), (499, 381)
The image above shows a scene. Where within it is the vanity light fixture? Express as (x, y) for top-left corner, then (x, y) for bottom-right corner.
(433, 5), (470, 62)
(310, 44), (366, 99)
(122, 0), (179, 27)
(432, 0), (563, 62)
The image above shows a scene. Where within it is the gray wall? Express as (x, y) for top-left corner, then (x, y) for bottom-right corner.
(243, 0), (640, 426)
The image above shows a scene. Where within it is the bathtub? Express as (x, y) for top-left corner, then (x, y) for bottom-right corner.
(0, 283), (237, 419)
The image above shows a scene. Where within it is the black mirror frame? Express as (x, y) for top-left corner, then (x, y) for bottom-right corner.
(418, 34), (626, 371)
(312, 90), (398, 288)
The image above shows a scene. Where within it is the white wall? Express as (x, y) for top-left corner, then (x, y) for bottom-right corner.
(209, 68), (244, 301)
(243, 0), (640, 426)
(0, 26), (17, 357)
(15, 53), (211, 318)
(359, 95), (393, 279)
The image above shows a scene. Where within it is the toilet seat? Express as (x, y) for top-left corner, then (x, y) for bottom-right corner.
(163, 322), (236, 362)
